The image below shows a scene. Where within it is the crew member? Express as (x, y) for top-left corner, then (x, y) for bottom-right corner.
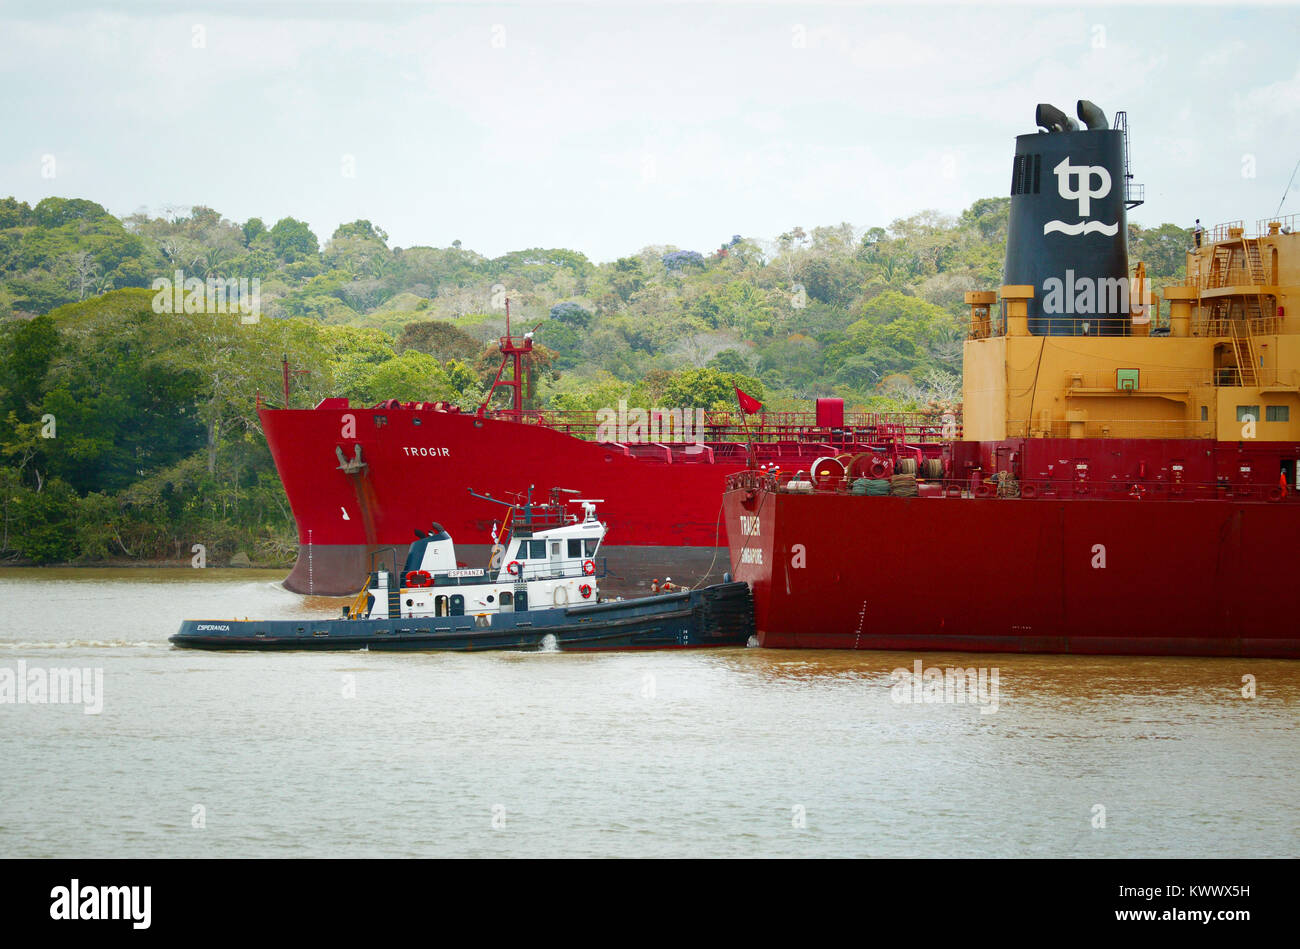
(1193, 218), (1204, 250)
(650, 578), (661, 594)
(661, 577), (677, 593)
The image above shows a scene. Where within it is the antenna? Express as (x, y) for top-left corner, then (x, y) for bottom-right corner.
(1276, 156), (1300, 218)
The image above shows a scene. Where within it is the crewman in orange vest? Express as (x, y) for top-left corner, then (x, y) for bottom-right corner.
(650, 578), (661, 594)
(661, 577), (677, 593)
(1280, 469), (1289, 499)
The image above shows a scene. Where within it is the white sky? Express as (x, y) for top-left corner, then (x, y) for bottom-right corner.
(2, 1), (1298, 260)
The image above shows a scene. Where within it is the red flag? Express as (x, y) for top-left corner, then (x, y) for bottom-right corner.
(735, 387), (763, 414)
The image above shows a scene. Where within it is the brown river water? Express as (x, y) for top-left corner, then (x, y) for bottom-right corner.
(0, 568), (1296, 857)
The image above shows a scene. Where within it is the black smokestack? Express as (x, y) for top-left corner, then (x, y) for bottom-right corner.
(1005, 101), (1131, 336)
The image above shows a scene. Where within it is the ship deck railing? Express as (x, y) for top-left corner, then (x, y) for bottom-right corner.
(727, 468), (1298, 503)
(971, 315), (1171, 339)
(481, 408), (960, 443)
(1209, 216), (1299, 241)
(1003, 417), (1216, 439)
(494, 556), (609, 584)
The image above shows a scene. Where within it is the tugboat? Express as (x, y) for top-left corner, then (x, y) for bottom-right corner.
(172, 488), (754, 651)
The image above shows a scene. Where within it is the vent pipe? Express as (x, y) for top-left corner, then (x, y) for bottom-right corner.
(1077, 100), (1109, 130)
(1036, 103), (1078, 133)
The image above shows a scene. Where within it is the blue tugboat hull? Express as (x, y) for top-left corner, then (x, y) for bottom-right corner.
(171, 583), (754, 652)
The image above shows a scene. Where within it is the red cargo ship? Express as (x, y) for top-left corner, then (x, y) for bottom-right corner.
(260, 324), (952, 595)
(723, 100), (1300, 658)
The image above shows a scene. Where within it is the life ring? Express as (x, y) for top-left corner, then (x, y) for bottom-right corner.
(1269, 486), (1283, 502)
(1129, 484), (1146, 499)
(1075, 484), (1089, 496)
(507, 560), (523, 577)
(975, 483), (993, 498)
(582, 559), (596, 575)
(579, 584), (592, 599)
(1021, 483), (1037, 499)
(405, 570), (431, 588)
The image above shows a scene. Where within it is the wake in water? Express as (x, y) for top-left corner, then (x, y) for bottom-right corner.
(0, 640), (167, 650)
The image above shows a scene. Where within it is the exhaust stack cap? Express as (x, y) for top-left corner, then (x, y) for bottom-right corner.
(1077, 99), (1109, 130)
(1036, 103), (1078, 133)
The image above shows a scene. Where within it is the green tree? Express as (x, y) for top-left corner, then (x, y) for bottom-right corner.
(663, 367), (764, 410)
(269, 217), (319, 262)
(396, 319), (482, 363)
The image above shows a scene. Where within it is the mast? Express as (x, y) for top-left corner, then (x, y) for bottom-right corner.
(477, 298), (540, 417)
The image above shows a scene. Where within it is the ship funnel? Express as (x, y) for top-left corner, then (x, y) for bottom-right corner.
(1004, 102), (1131, 336)
(1076, 100), (1108, 130)
(1035, 103), (1077, 133)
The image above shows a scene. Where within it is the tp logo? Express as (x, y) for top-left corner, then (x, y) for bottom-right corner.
(1044, 158), (1118, 237)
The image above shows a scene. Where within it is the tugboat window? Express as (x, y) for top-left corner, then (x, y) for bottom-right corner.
(501, 592), (513, 606)
(486, 594), (495, 603)
(584, 539), (598, 557)
(568, 539), (582, 558)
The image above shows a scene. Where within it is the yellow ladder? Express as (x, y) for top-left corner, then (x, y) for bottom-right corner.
(1209, 244), (1233, 288)
(1241, 236), (1265, 283)
(1240, 235), (1274, 330)
(1231, 319), (1258, 387)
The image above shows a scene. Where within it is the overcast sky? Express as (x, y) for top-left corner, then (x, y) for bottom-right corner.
(2, 1), (1297, 260)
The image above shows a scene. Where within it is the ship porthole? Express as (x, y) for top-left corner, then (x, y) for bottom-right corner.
(406, 599), (414, 607)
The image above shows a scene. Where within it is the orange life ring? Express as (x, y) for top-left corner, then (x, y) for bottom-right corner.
(1021, 483), (1037, 499)
(582, 559), (596, 576)
(579, 584), (592, 599)
(1269, 486), (1283, 502)
(1129, 484), (1146, 499)
(405, 570), (431, 588)
(507, 560), (523, 576)
(975, 483), (993, 498)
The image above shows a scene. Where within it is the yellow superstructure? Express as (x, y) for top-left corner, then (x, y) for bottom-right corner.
(963, 216), (1300, 443)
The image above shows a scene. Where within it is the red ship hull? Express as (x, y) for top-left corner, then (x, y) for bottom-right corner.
(723, 476), (1300, 658)
(260, 402), (943, 595)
